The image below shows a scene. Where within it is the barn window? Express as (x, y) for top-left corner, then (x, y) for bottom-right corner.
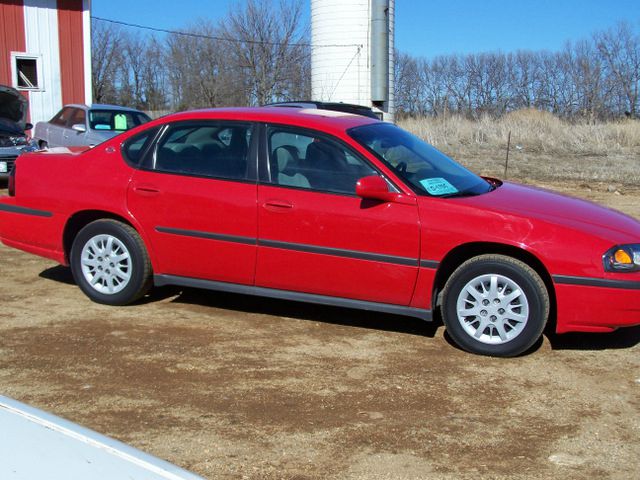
(11, 53), (43, 91)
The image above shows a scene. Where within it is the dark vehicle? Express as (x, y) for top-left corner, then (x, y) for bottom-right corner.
(265, 101), (382, 119)
(0, 85), (37, 182)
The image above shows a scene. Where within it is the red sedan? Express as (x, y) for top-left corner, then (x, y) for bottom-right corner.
(1, 108), (639, 356)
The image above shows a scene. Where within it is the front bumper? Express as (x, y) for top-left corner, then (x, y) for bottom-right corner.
(554, 279), (640, 333)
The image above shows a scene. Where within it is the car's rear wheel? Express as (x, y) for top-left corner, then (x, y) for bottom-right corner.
(441, 254), (549, 357)
(70, 220), (152, 305)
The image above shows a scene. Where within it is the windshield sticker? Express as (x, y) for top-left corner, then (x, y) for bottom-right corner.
(419, 177), (459, 196)
(114, 114), (128, 130)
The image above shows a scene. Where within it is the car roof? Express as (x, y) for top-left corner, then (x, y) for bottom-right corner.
(145, 107), (380, 135)
(63, 104), (146, 113)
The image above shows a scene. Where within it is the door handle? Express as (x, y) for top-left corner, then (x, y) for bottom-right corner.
(263, 199), (293, 211)
(132, 185), (161, 196)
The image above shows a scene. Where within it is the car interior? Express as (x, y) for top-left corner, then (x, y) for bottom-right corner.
(268, 131), (375, 194)
(155, 124), (251, 180)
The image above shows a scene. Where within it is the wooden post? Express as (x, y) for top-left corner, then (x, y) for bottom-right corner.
(504, 130), (511, 179)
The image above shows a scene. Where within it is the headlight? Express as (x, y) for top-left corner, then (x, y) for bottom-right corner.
(603, 244), (640, 272)
(8, 135), (28, 146)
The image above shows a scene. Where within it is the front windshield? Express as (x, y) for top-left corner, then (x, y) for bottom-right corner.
(348, 123), (491, 197)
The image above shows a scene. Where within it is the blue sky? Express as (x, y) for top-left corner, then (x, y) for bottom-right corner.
(92, 0), (640, 58)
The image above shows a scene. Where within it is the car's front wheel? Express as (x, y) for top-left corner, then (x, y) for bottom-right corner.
(70, 220), (152, 305)
(441, 254), (549, 357)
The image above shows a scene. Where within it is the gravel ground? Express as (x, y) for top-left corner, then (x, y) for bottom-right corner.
(0, 182), (638, 479)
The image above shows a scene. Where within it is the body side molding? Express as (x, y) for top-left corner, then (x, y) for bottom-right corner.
(154, 274), (433, 321)
(156, 225), (441, 268)
(553, 274), (640, 290)
(0, 203), (53, 217)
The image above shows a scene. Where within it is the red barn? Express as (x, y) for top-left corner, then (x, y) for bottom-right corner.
(0, 0), (91, 124)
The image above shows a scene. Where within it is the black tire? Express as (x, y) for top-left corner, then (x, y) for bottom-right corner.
(70, 219), (152, 305)
(441, 254), (549, 357)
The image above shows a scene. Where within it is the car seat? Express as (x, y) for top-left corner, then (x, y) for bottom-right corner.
(273, 146), (310, 188)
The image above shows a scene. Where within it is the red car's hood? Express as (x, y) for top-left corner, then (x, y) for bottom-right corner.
(454, 181), (640, 242)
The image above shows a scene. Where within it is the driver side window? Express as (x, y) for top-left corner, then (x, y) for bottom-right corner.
(50, 107), (74, 126)
(267, 127), (376, 195)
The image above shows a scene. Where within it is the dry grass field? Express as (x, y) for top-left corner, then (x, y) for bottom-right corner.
(399, 110), (640, 187)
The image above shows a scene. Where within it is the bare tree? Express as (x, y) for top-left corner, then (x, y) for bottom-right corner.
(561, 40), (606, 121)
(141, 36), (168, 111)
(595, 22), (640, 117)
(91, 21), (124, 103)
(221, 0), (309, 105)
(393, 21), (640, 121)
(165, 20), (239, 110)
(91, 1), (640, 121)
(394, 51), (422, 116)
(508, 51), (545, 110)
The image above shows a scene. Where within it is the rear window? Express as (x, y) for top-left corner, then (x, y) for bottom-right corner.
(89, 110), (150, 132)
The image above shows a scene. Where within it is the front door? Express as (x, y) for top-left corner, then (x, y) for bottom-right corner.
(127, 120), (258, 285)
(46, 107), (75, 147)
(62, 108), (87, 146)
(256, 125), (421, 306)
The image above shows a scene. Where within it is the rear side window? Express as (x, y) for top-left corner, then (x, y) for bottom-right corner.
(122, 127), (160, 166)
(150, 122), (253, 181)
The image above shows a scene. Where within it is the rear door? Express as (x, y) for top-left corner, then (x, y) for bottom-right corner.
(126, 120), (259, 285)
(255, 125), (421, 305)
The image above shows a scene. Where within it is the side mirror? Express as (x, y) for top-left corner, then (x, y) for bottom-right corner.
(71, 123), (87, 133)
(356, 175), (415, 205)
(24, 122), (33, 131)
(356, 175), (394, 201)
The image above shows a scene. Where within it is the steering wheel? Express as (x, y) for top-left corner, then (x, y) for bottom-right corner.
(394, 161), (407, 174)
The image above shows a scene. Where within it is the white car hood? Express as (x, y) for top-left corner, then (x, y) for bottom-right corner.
(0, 395), (204, 480)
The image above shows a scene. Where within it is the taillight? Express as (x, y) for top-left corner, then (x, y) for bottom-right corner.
(8, 163), (15, 196)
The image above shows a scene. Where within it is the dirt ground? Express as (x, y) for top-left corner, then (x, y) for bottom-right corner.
(0, 180), (638, 480)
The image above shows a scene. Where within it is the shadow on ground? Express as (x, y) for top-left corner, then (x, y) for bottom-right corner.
(172, 287), (440, 338)
(39, 266), (439, 337)
(547, 326), (640, 351)
(38, 265), (639, 350)
(39, 265), (75, 285)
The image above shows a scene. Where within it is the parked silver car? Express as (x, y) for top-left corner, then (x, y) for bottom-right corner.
(34, 104), (151, 148)
(0, 85), (38, 181)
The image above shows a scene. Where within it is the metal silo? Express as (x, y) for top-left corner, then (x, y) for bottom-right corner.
(311, 0), (395, 121)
